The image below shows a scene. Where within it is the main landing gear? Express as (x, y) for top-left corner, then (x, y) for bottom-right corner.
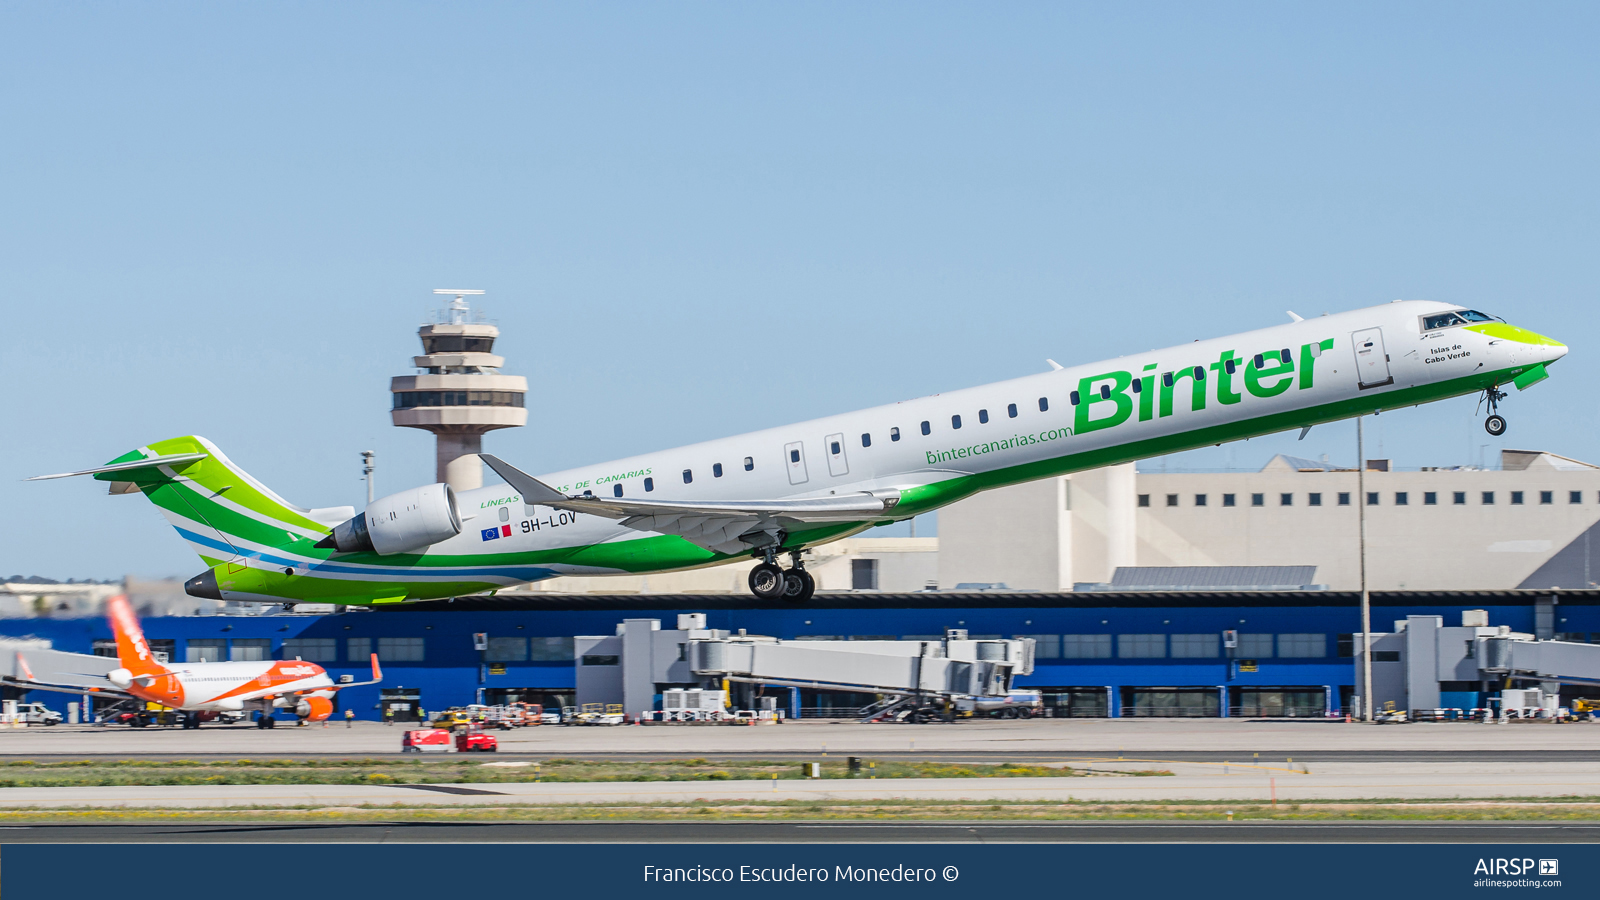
(748, 550), (815, 603)
(1481, 386), (1509, 436)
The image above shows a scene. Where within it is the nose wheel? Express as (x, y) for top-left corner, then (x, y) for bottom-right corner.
(1480, 387), (1509, 436)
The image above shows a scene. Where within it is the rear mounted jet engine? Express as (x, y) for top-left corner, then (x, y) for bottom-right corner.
(316, 483), (462, 555)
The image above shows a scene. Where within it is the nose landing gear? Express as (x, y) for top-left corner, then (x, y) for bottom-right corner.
(1480, 386), (1509, 436)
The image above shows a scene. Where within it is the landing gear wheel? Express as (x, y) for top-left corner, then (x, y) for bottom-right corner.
(1485, 415), (1507, 436)
(780, 569), (815, 602)
(748, 563), (787, 600)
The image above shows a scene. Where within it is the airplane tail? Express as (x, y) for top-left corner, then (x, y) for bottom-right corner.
(106, 595), (168, 678)
(41, 436), (355, 572)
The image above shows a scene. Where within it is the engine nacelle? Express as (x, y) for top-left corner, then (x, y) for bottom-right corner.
(318, 483), (461, 555)
(106, 668), (132, 689)
(296, 696), (334, 721)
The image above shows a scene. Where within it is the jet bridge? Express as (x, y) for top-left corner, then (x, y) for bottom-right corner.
(1359, 611), (1600, 716)
(574, 615), (1033, 721)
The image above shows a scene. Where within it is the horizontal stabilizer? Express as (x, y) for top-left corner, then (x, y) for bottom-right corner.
(25, 452), (209, 482)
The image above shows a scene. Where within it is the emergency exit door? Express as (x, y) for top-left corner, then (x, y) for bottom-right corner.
(824, 432), (849, 477)
(1351, 327), (1394, 389)
(784, 441), (809, 485)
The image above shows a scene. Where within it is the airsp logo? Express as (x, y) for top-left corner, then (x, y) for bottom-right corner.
(1540, 859), (1559, 876)
(1473, 858), (1556, 876)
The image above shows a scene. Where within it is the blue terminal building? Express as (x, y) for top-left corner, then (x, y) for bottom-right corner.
(3, 590), (1594, 721)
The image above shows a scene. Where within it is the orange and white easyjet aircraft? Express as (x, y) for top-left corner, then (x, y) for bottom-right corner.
(11, 595), (381, 726)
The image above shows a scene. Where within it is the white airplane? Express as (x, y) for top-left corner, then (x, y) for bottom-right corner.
(30, 300), (1565, 604)
(6, 595), (382, 727)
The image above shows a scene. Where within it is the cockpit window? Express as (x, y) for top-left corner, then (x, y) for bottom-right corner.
(1458, 309), (1494, 322)
(1422, 312), (1465, 330)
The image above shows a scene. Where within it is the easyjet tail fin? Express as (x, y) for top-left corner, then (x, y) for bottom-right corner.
(106, 595), (167, 677)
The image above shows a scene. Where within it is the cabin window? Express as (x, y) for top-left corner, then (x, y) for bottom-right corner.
(644, 477), (654, 492)
(790, 449), (801, 463)
(1193, 365), (1205, 381)
(891, 427), (901, 442)
(1163, 372), (1174, 387)
(1099, 384), (1111, 400)
(1253, 354), (1264, 369)
(613, 484), (623, 498)
(951, 415), (961, 430)
(920, 421), (931, 436)
(831, 439), (842, 454)
(1038, 397), (1048, 412)
(498, 506), (510, 522)
(1007, 403), (1018, 418)
(713, 463), (723, 478)
(1280, 348), (1291, 362)
(1224, 359), (1237, 374)
(978, 409), (989, 424)
(861, 433), (872, 448)
(1131, 380), (1141, 394)
(683, 469), (693, 484)
(1069, 391), (1080, 406)
(743, 457), (753, 471)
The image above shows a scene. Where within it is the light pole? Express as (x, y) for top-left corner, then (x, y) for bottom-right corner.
(1357, 417), (1372, 722)
(361, 450), (376, 504)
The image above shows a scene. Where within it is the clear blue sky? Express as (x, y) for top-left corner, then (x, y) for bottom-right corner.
(4, 4), (1597, 580)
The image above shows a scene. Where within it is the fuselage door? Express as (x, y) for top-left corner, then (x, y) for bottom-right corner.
(1352, 327), (1394, 389)
(784, 441), (809, 485)
(824, 432), (849, 477)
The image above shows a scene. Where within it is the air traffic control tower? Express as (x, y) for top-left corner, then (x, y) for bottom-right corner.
(390, 290), (527, 491)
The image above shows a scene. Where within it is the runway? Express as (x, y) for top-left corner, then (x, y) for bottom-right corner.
(0, 821), (1595, 843)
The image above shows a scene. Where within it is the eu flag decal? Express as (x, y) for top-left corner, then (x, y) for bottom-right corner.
(480, 527), (500, 542)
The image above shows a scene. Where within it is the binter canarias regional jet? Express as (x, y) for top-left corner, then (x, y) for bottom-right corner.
(31, 301), (1566, 605)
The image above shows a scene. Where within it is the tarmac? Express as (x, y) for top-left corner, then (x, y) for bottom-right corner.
(1, 717), (1597, 756)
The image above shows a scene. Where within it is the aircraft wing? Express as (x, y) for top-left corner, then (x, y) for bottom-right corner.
(480, 455), (901, 554)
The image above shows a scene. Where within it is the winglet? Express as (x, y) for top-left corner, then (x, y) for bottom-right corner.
(479, 455), (568, 505)
(15, 652), (35, 683)
(1045, 359), (1064, 371)
(370, 653), (382, 684)
(1287, 311), (1305, 322)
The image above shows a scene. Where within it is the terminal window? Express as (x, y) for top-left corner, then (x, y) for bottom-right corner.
(1223, 493), (1236, 507)
(1338, 492), (1351, 505)
(378, 637), (425, 662)
(1482, 491), (1495, 505)
(1280, 493), (1292, 506)
(1118, 634), (1166, 659)
(1194, 494), (1207, 507)
(1015, 635), (1060, 658)
(1394, 492), (1408, 505)
(186, 639), (225, 663)
(1308, 493), (1321, 506)
(1138, 494), (1151, 507)
(1251, 493), (1265, 507)
(1366, 492), (1379, 506)
(486, 637), (527, 662)
(230, 639), (270, 662)
(1454, 491), (1467, 505)
(1166, 494), (1179, 507)
(1062, 634), (1113, 659)
(347, 637), (370, 662)
(1572, 491), (1584, 504)
(1541, 491), (1553, 505)
(1277, 633), (1328, 658)
(851, 558), (879, 590)
(581, 655), (620, 666)
(1233, 633), (1274, 659)
(1424, 492), (1438, 505)
(280, 638), (337, 662)
(529, 637), (575, 661)
(1170, 634), (1219, 658)
(1511, 491), (1524, 505)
